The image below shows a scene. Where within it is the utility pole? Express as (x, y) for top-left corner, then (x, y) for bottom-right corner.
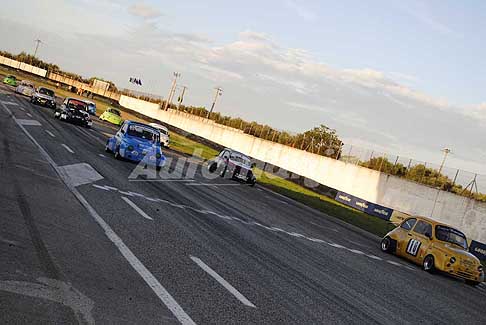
(33, 39), (42, 58)
(438, 148), (451, 175)
(206, 87), (223, 119)
(177, 86), (188, 111)
(164, 72), (181, 110)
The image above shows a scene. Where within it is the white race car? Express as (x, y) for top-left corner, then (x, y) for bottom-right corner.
(15, 81), (36, 97)
(208, 148), (256, 186)
(149, 123), (170, 148)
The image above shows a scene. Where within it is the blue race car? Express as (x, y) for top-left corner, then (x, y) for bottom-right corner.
(105, 120), (166, 170)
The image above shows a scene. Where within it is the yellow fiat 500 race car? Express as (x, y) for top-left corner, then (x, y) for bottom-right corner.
(381, 216), (484, 286)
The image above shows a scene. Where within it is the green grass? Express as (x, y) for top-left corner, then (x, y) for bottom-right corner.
(1, 64), (394, 237)
(257, 171), (395, 237)
(169, 132), (219, 160)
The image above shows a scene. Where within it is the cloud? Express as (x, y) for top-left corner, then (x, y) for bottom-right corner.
(2, 8), (485, 174)
(128, 2), (162, 20)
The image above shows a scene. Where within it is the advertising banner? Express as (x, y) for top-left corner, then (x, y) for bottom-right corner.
(334, 191), (393, 221)
(469, 240), (486, 261)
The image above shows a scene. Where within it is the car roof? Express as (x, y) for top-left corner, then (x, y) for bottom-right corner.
(149, 123), (168, 131)
(408, 216), (458, 229)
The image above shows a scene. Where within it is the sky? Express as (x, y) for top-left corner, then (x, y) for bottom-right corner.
(1, 0), (486, 177)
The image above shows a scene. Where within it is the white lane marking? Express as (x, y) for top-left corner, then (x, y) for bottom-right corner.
(186, 183), (241, 186)
(129, 179), (195, 183)
(16, 119), (41, 126)
(387, 260), (403, 267)
(57, 163), (104, 187)
(278, 200), (289, 205)
(0, 102), (196, 325)
(366, 254), (383, 261)
(61, 144), (75, 154)
(98, 154), (106, 158)
(90, 185), (398, 269)
(19, 107), (25, 111)
(0, 100), (18, 105)
(45, 130), (55, 137)
(121, 197), (154, 221)
(190, 256), (256, 308)
(26, 112), (32, 117)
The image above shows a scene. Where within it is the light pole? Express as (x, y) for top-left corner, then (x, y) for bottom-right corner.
(438, 148), (451, 175)
(164, 72), (181, 110)
(177, 85), (188, 111)
(206, 87), (223, 119)
(33, 39), (42, 58)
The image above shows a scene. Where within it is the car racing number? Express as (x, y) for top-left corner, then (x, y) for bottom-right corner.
(406, 239), (421, 257)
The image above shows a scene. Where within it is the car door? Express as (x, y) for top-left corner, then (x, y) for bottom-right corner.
(115, 122), (128, 146)
(395, 218), (417, 257)
(405, 220), (433, 264)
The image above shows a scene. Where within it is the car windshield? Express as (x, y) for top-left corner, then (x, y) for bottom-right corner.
(127, 124), (159, 142)
(230, 153), (251, 166)
(39, 88), (54, 96)
(110, 109), (120, 116)
(435, 225), (468, 249)
(67, 99), (87, 110)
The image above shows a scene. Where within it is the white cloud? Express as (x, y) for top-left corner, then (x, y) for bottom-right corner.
(1, 7), (485, 174)
(128, 2), (162, 20)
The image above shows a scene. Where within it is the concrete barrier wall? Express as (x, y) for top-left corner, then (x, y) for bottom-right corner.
(0, 55), (47, 77)
(118, 95), (486, 244)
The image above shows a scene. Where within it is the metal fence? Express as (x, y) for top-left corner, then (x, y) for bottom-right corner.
(337, 143), (486, 198)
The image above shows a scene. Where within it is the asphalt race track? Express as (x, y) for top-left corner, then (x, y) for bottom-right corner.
(1, 83), (486, 324)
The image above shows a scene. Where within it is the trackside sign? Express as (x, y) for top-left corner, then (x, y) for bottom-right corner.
(470, 240), (486, 261)
(334, 191), (393, 221)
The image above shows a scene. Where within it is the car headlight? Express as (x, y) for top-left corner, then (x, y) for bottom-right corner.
(127, 145), (134, 151)
(450, 257), (456, 264)
(479, 265), (483, 273)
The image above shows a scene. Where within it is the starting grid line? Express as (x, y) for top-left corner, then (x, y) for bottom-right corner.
(92, 184), (416, 272)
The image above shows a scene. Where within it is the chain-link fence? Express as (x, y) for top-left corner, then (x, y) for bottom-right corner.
(337, 143), (486, 201)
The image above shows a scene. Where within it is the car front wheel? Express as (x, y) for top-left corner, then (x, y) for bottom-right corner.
(114, 147), (122, 160)
(381, 237), (393, 253)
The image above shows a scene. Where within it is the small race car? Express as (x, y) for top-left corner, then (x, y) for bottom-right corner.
(381, 216), (484, 286)
(105, 121), (165, 171)
(207, 148), (256, 186)
(99, 107), (123, 126)
(2, 75), (17, 87)
(54, 97), (93, 128)
(149, 123), (170, 148)
(31, 87), (56, 108)
(84, 100), (97, 115)
(15, 80), (35, 97)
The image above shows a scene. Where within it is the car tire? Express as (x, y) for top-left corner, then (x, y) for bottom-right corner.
(423, 255), (435, 273)
(114, 146), (122, 160)
(105, 141), (112, 153)
(381, 237), (393, 253)
(208, 163), (217, 173)
(465, 280), (480, 287)
(249, 180), (256, 187)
